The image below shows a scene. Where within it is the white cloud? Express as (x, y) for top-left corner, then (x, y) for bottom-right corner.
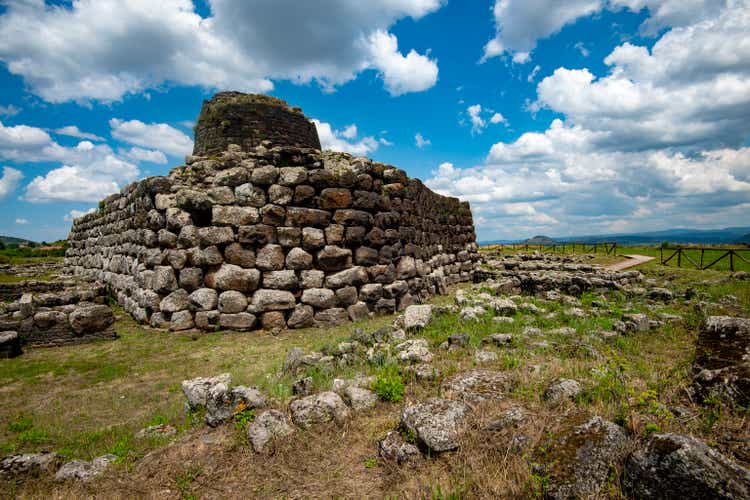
(54, 125), (104, 141)
(64, 208), (96, 222)
(15, 218), (28, 224)
(574, 42), (590, 57)
(467, 104), (486, 134)
(121, 147), (168, 164)
(0, 120), (53, 160)
(481, 0), (730, 63)
(0, 104), (20, 117)
(0, 166), (23, 200)
(367, 30), (439, 96)
(379, 137), (394, 147)
(0, 0), (443, 103)
(490, 112), (508, 126)
(415, 133), (431, 148)
(527, 65), (541, 82)
(110, 118), (193, 157)
(312, 119), (379, 156)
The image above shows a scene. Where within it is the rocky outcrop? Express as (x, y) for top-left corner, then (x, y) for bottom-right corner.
(400, 398), (469, 452)
(624, 433), (750, 499)
(65, 92), (480, 333)
(693, 316), (750, 407)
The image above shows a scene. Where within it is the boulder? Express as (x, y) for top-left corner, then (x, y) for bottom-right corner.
(206, 264), (260, 292)
(489, 298), (518, 316)
(0, 452), (60, 480)
(343, 386), (378, 412)
(544, 378), (581, 404)
(404, 304), (433, 330)
(624, 433), (750, 500)
(219, 312), (257, 331)
(170, 310), (194, 331)
(400, 398), (470, 452)
(181, 373), (231, 411)
(160, 289), (190, 313)
(301, 288), (336, 309)
(289, 392), (351, 429)
(0, 330), (22, 358)
(287, 304), (314, 329)
(316, 245), (352, 271)
(543, 416), (628, 499)
(252, 289), (296, 311)
(474, 349), (498, 363)
(188, 288), (218, 311)
(246, 409), (295, 453)
(218, 290), (248, 314)
(395, 338), (433, 363)
(285, 247), (313, 270)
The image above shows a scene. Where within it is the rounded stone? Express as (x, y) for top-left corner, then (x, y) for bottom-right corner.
(218, 291), (248, 314)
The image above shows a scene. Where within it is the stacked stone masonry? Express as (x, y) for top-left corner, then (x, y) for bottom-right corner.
(64, 93), (480, 332)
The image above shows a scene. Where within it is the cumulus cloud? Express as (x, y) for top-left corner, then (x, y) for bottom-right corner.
(312, 119), (380, 156)
(15, 218), (28, 224)
(121, 147), (168, 164)
(0, 166), (23, 199)
(0, 0), (443, 103)
(54, 125), (104, 141)
(64, 208), (96, 222)
(0, 120), (53, 160)
(415, 133), (431, 148)
(110, 118), (193, 157)
(435, 2), (750, 240)
(466, 105), (507, 134)
(481, 0), (729, 63)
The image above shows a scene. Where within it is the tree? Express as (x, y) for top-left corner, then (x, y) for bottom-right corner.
(0, 241), (5, 250)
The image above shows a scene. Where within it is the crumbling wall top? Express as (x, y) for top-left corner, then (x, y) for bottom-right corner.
(192, 91), (321, 156)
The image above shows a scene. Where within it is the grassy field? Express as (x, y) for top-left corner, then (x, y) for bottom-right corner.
(1, 254), (749, 497)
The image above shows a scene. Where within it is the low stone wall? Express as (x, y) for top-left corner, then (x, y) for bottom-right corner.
(0, 284), (116, 348)
(0, 280), (69, 303)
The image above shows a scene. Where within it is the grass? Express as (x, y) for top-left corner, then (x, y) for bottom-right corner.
(1, 252), (748, 497)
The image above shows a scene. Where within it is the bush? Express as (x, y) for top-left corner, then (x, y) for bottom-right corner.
(372, 365), (405, 402)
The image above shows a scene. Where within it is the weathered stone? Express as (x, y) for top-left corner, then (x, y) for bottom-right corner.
(289, 392), (351, 429)
(300, 269), (325, 288)
(324, 224), (345, 245)
(206, 264), (260, 292)
(379, 431), (422, 465)
(543, 416), (629, 500)
(179, 267), (203, 291)
(396, 256), (417, 279)
(489, 298), (517, 316)
(218, 291), (248, 313)
(404, 304), (433, 330)
(238, 224), (277, 245)
(400, 398), (469, 452)
(347, 302), (370, 322)
(343, 386), (378, 411)
(314, 308), (349, 327)
(170, 310), (194, 331)
(544, 378), (581, 404)
(624, 433), (750, 500)
(189, 288), (218, 311)
(442, 369), (510, 402)
(251, 165), (279, 185)
(319, 188), (352, 209)
(205, 383), (266, 427)
(359, 283), (383, 302)
(287, 304), (314, 329)
(277, 226), (301, 247)
(261, 311), (286, 329)
(278, 167), (307, 186)
(252, 289), (296, 311)
(335, 286), (358, 306)
(325, 266), (368, 288)
(153, 266), (178, 294)
(212, 205), (259, 226)
(235, 183), (267, 207)
(286, 247), (313, 270)
(219, 312), (257, 331)
(316, 245), (352, 271)
(332, 209), (372, 226)
(285, 207), (331, 227)
(395, 338), (433, 363)
(301, 288), (336, 309)
(181, 373), (232, 411)
(224, 243), (255, 268)
(69, 305), (114, 334)
(197, 226), (235, 246)
(268, 184), (294, 205)
(0, 452), (60, 480)
(55, 454), (117, 482)
(247, 409), (295, 452)
(160, 289), (190, 313)
(0, 331), (22, 358)
(194, 310), (219, 330)
(301, 227), (325, 249)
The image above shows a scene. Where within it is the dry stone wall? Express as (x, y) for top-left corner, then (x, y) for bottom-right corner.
(65, 93), (480, 332)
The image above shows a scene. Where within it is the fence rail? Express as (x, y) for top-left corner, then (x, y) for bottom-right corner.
(488, 241), (618, 256)
(659, 246), (750, 271)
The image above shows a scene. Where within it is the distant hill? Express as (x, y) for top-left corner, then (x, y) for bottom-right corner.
(481, 226), (750, 246)
(524, 235), (555, 245)
(0, 235), (36, 246)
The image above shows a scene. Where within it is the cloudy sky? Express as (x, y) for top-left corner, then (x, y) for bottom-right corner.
(0, 0), (748, 242)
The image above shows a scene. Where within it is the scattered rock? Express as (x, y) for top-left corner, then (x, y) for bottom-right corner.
(624, 433), (750, 500)
(544, 378), (581, 404)
(246, 409), (295, 453)
(379, 431), (423, 465)
(404, 363), (439, 380)
(489, 298), (517, 316)
(205, 383), (266, 427)
(395, 338), (433, 364)
(483, 333), (512, 346)
(292, 376), (314, 396)
(474, 349), (498, 363)
(0, 452), (60, 480)
(135, 424), (177, 440)
(343, 386), (378, 411)
(484, 405), (526, 430)
(400, 398), (470, 452)
(289, 392), (351, 429)
(55, 454), (117, 482)
(403, 304), (433, 330)
(181, 373), (231, 411)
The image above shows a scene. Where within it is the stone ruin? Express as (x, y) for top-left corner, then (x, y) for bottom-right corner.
(63, 92), (480, 333)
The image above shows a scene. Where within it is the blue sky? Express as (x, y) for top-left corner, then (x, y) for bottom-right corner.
(0, 0), (748, 243)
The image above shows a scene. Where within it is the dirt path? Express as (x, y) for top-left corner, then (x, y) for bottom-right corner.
(605, 254), (655, 271)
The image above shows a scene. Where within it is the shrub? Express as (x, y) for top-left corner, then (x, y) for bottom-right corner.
(372, 365), (405, 402)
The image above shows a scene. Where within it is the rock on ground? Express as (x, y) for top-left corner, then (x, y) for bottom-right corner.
(0, 452), (60, 480)
(55, 454), (117, 482)
(135, 424), (177, 440)
(624, 433), (750, 500)
(205, 384), (266, 427)
(441, 369), (511, 402)
(693, 316), (750, 407)
(474, 349), (498, 363)
(403, 304), (433, 330)
(395, 338), (433, 364)
(343, 386), (378, 411)
(289, 391), (351, 429)
(542, 416), (628, 499)
(246, 409), (295, 453)
(379, 431), (422, 465)
(181, 373), (231, 411)
(543, 378), (581, 404)
(400, 398), (470, 452)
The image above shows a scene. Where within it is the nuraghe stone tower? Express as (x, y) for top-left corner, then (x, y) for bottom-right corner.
(65, 92), (480, 332)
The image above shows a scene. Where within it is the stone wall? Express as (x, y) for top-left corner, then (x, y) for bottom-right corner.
(64, 93), (480, 332)
(0, 284), (116, 349)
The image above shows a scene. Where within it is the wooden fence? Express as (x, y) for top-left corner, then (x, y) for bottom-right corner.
(490, 241), (618, 256)
(659, 246), (750, 271)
